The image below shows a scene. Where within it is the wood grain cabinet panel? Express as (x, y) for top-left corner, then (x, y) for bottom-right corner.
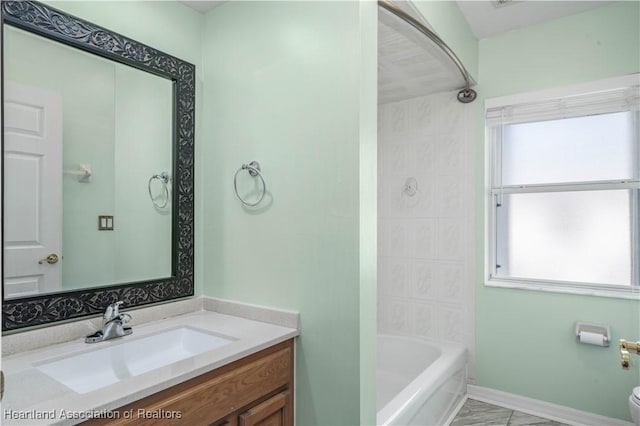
(84, 339), (294, 426)
(238, 391), (290, 426)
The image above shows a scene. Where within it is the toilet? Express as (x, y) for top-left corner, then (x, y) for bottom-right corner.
(630, 386), (640, 425)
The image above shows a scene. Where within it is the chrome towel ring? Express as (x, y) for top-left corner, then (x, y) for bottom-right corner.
(234, 161), (266, 207)
(148, 171), (170, 208)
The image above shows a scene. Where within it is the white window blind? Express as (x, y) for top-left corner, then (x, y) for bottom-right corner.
(486, 85), (640, 127)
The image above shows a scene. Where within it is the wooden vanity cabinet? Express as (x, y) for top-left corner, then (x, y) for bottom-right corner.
(84, 339), (294, 426)
(218, 390), (291, 426)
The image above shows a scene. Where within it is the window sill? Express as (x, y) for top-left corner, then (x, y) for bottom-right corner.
(485, 278), (640, 300)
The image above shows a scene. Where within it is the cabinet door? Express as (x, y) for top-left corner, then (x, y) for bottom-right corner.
(239, 391), (291, 426)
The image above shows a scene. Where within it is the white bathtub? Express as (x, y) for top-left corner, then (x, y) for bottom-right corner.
(377, 334), (467, 425)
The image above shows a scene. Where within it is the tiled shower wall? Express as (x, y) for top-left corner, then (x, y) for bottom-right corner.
(378, 90), (476, 379)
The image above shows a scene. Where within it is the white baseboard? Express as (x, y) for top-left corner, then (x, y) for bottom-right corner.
(467, 385), (633, 426)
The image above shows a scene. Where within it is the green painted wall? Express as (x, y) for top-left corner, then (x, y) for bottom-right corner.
(359, 2), (379, 423)
(113, 65), (173, 283)
(476, 2), (640, 420)
(201, 2), (376, 424)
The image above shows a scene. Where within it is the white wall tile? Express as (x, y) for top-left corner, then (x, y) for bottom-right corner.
(413, 218), (437, 259)
(437, 261), (466, 301)
(437, 218), (466, 260)
(412, 135), (437, 175)
(388, 219), (410, 258)
(378, 178), (392, 219)
(378, 256), (389, 289)
(436, 178), (468, 218)
(414, 302), (438, 339)
(380, 140), (407, 174)
(378, 219), (389, 257)
(389, 260), (408, 297)
(439, 305), (465, 343)
(387, 299), (412, 334)
(390, 103), (408, 135)
(436, 134), (467, 174)
(414, 175), (437, 218)
(409, 96), (437, 134)
(411, 261), (438, 299)
(378, 90), (474, 371)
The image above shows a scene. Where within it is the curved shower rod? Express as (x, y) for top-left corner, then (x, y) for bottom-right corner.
(378, 0), (477, 103)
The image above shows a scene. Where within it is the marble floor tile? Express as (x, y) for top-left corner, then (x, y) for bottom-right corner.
(451, 399), (570, 426)
(450, 399), (513, 426)
(508, 410), (567, 426)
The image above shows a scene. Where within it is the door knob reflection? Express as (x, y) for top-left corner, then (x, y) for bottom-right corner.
(38, 254), (59, 265)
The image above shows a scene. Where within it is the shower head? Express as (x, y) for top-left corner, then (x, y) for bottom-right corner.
(457, 88), (477, 104)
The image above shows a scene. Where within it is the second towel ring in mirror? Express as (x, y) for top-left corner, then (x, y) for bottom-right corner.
(234, 161), (266, 207)
(148, 171), (171, 209)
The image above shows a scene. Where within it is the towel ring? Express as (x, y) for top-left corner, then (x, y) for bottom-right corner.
(148, 172), (170, 208)
(234, 161), (266, 207)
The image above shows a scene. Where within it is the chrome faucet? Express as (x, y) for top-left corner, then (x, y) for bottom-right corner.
(85, 301), (133, 343)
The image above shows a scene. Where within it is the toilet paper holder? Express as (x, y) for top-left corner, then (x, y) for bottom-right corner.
(575, 322), (610, 346)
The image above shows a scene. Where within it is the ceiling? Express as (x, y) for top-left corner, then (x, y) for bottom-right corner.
(179, 0), (224, 13)
(180, 1), (616, 40)
(178, 0), (618, 104)
(456, 1), (615, 39)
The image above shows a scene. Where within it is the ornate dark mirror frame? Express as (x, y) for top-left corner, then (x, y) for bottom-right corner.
(1, 1), (195, 332)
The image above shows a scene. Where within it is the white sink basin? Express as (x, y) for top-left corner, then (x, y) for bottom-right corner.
(36, 326), (235, 394)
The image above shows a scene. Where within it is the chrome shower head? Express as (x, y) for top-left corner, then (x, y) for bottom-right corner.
(457, 88), (477, 104)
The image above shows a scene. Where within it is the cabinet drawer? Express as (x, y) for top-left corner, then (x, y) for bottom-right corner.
(239, 391), (291, 426)
(84, 339), (293, 425)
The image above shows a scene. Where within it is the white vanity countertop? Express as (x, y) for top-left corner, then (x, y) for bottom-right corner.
(1, 310), (299, 425)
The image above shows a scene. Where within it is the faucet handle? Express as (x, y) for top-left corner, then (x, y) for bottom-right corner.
(120, 313), (132, 325)
(111, 301), (124, 315)
(103, 301), (124, 323)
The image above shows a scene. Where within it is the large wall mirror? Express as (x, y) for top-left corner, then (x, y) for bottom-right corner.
(1, 1), (195, 332)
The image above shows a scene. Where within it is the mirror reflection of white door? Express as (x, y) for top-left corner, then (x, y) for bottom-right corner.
(4, 81), (63, 297)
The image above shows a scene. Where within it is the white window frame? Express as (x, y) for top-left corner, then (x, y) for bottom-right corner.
(484, 74), (640, 300)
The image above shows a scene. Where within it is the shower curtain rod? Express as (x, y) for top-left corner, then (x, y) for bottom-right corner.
(378, 0), (477, 103)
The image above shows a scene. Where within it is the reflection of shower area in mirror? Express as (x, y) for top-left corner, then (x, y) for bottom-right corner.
(3, 25), (174, 298)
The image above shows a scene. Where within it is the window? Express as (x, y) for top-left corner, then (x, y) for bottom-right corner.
(486, 76), (640, 297)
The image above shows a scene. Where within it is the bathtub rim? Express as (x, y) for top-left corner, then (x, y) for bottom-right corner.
(376, 334), (467, 425)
